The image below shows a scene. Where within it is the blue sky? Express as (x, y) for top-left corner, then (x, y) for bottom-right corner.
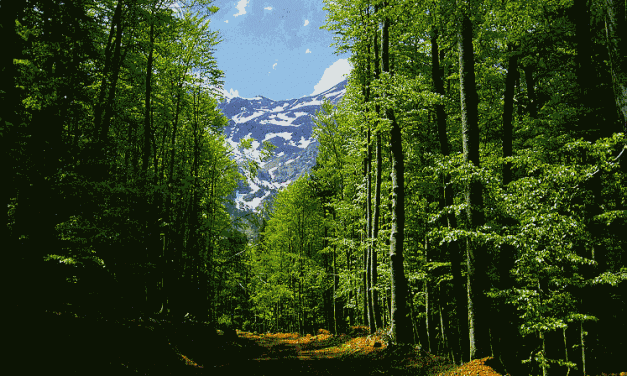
(208, 0), (352, 100)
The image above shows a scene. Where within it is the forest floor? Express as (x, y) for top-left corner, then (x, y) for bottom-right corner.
(229, 329), (499, 376)
(8, 306), (626, 376)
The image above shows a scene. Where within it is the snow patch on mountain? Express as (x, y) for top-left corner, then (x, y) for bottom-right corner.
(218, 79), (347, 212)
(291, 99), (323, 110)
(264, 132), (292, 141)
(233, 111), (266, 123)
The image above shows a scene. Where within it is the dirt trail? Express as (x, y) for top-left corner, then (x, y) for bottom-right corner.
(210, 330), (453, 376)
(9, 308), (505, 376)
(213, 331), (389, 376)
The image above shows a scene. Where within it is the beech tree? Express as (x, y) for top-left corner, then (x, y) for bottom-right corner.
(4, 0), (241, 328)
(316, 0), (626, 373)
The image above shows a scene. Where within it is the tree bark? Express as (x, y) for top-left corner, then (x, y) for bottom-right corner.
(141, 7), (156, 312)
(366, 120), (374, 332)
(581, 322), (586, 376)
(0, 0), (22, 255)
(431, 24), (469, 363)
(603, 0), (627, 136)
(371, 15), (383, 331)
(143, 15), (155, 178)
(425, 240), (435, 353)
(458, 6), (490, 360)
(523, 65), (537, 119)
(382, 1), (411, 344)
(502, 47), (518, 187)
(572, 0), (598, 141)
(1, 2), (27, 322)
(363, 38), (376, 333)
(95, 0), (124, 142)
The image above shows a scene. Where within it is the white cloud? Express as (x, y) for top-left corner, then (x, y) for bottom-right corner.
(311, 59), (352, 95)
(224, 20), (229, 23)
(264, 6), (273, 10)
(273, 63), (277, 69)
(304, 19), (309, 26)
(233, 0), (249, 17)
(305, 49), (311, 54)
(229, 88), (239, 97)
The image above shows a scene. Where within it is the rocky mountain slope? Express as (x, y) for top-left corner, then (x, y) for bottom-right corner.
(217, 80), (346, 213)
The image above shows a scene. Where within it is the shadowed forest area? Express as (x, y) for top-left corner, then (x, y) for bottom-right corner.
(2, 0), (626, 375)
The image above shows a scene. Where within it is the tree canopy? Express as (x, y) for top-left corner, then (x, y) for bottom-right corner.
(2, 1), (625, 375)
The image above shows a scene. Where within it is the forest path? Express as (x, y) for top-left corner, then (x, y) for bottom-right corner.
(210, 330), (516, 376)
(212, 330), (454, 376)
(9, 307), (503, 376)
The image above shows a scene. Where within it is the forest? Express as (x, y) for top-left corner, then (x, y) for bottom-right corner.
(1, 0), (625, 375)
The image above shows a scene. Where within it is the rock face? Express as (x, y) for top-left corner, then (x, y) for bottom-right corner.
(218, 80), (346, 213)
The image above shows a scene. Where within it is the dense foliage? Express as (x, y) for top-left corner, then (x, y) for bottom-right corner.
(248, 0), (627, 375)
(3, 1), (626, 375)
(2, 0), (248, 328)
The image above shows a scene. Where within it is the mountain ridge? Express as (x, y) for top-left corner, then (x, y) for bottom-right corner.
(217, 79), (347, 214)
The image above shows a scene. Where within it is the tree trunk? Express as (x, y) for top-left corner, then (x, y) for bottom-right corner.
(603, 0), (627, 139)
(362, 53), (375, 332)
(0, 0), (22, 260)
(431, 26), (468, 363)
(364, 69), (377, 333)
(333, 227), (342, 333)
(142, 8), (156, 312)
(523, 65), (537, 119)
(382, 1), (411, 344)
(439, 284), (453, 361)
(95, 0), (124, 142)
(425, 240), (435, 353)
(371, 16), (383, 331)
(366, 123), (374, 332)
(581, 322), (586, 376)
(541, 332), (549, 376)
(458, 6), (490, 360)
(573, 0), (598, 141)
(502, 47), (518, 187)
(143, 9), (155, 178)
(494, 45), (522, 371)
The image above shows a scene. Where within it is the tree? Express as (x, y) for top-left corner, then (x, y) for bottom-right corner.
(380, 0), (411, 345)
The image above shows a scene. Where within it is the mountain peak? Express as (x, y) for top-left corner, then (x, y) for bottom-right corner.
(223, 79), (347, 103)
(218, 79), (347, 213)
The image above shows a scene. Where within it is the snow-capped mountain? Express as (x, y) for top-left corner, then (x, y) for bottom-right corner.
(217, 80), (347, 213)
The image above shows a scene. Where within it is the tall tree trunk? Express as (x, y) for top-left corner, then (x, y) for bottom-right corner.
(0, 0), (22, 254)
(502, 47), (518, 187)
(362, 52), (375, 332)
(95, 0), (124, 142)
(495, 45), (522, 372)
(425, 240), (435, 353)
(143, 17), (155, 178)
(366, 122), (374, 331)
(523, 65), (537, 119)
(382, 1), (411, 344)
(141, 9), (156, 312)
(581, 322), (587, 376)
(1, 2), (26, 323)
(573, 0), (598, 142)
(346, 243), (354, 326)
(371, 16), (383, 331)
(439, 284), (453, 360)
(458, 6), (490, 360)
(603, 0), (627, 150)
(333, 217), (342, 333)
(431, 26), (468, 363)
